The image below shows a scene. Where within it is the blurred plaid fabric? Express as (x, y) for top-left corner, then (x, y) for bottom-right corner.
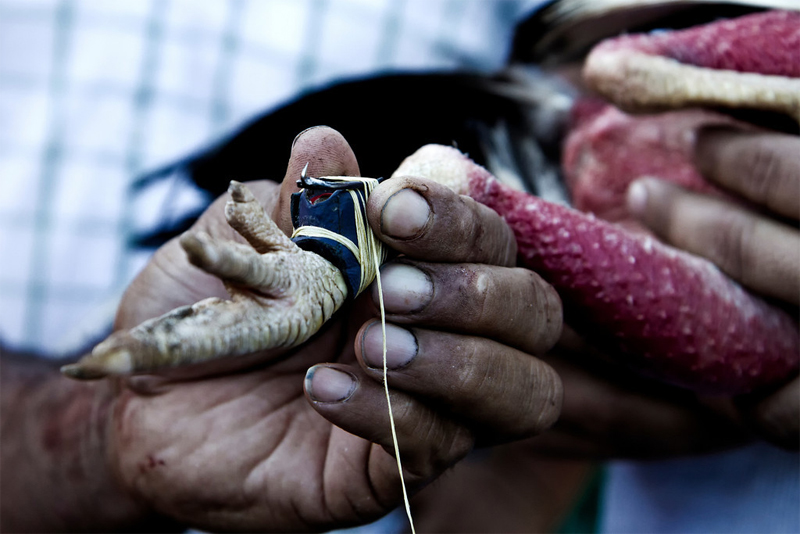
(0, 0), (541, 356)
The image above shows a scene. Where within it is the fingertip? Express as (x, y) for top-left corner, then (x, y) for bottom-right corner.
(305, 365), (358, 403)
(359, 321), (418, 371)
(627, 177), (688, 239)
(627, 177), (678, 220)
(291, 125), (327, 151)
(369, 176), (515, 265)
(626, 179), (650, 219)
(275, 126), (361, 233)
(368, 176), (433, 242)
(372, 262), (433, 314)
(380, 188), (432, 239)
(287, 126), (360, 178)
(536, 363), (565, 431)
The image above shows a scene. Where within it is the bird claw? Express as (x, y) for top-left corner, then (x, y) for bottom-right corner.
(63, 182), (348, 379)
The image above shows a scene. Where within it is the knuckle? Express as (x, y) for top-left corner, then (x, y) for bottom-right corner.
(744, 142), (785, 206)
(462, 202), (489, 257)
(462, 269), (493, 323)
(456, 341), (495, 395)
(514, 359), (563, 436)
(521, 270), (563, 353)
(652, 190), (682, 246)
(400, 411), (473, 479)
(463, 198), (515, 265)
(425, 195), (482, 261)
(529, 364), (563, 433)
(391, 396), (417, 426)
(431, 425), (474, 472)
(496, 217), (518, 263)
(710, 212), (756, 285)
(542, 285), (565, 346)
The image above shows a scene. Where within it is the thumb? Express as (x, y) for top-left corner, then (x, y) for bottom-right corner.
(273, 126), (361, 233)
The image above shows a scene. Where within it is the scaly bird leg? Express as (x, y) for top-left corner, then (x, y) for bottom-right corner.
(62, 181), (348, 380)
(583, 11), (800, 123)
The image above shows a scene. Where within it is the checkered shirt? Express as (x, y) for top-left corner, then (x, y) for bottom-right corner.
(0, 0), (541, 356)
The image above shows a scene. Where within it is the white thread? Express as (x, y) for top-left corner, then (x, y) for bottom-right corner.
(374, 248), (416, 534)
(292, 176), (415, 532)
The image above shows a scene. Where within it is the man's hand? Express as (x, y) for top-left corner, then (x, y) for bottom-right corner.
(625, 129), (800, 450)
(524, 330), (754, 459)
(40, 126), (562, 533)
(516, 129), (800, 460)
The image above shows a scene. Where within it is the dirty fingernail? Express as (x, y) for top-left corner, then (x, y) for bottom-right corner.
(305, 366), (356, 402)
(381, 189), (431, 238)
(373, 263), (433, 313)
(362, 323), (418, 370)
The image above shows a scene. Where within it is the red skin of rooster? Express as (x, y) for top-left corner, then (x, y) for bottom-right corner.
(582, 10), (800, 123)
(569, 10), (799, 223)
(476, 160), (798, 394)
(537, 10), (799, 393)
(563, 104), (741, 225)
(591, 10), (800, 77)
(401, 146), (799, 395)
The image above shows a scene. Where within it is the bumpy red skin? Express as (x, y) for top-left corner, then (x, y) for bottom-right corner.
(593, 10), (800, 77)
(464, 161), (799, 395)
(563, 103), (743, 224)
(553, 10), (800, 393)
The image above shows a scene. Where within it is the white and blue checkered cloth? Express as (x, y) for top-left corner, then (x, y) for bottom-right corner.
(0, 0), (540, 356)
(5, 4), (796, 534)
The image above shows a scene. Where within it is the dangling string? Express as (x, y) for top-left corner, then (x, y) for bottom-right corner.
(292, 176), (416, 533)
(373, 240), (417, 534)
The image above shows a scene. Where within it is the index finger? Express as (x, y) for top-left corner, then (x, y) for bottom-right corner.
(695, 129), (800, 220)
(367, 176), (518, 267)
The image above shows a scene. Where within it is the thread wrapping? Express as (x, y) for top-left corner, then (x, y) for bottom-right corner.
(293, 176), (415, 532)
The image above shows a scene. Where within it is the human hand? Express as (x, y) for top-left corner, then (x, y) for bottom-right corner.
(525, 328), (754, 459)
(625, 129), (800, 450)
(101, 127), (564, 532)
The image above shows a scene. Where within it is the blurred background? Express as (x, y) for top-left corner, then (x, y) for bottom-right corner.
(0, 0), (540, 357)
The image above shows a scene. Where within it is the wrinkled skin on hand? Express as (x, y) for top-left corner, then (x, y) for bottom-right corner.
(372, 130), (799, 532)
(104, 127), (564, 532)
(78, 180), (349, 379)
(401, 132), (798, 533)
